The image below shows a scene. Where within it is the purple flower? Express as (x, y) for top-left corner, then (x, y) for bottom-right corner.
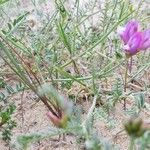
(123, 32), (143, 56)
(118, 20), (139, 44)
(118, 20), (150, 57)
(140, 29), (150, 50)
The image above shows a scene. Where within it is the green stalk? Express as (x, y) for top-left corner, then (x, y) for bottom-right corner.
(124, 58), (129, 110)
(61, 11), (134, 68)
(129, 137), (135, 150)
(82, 94), (98, 139)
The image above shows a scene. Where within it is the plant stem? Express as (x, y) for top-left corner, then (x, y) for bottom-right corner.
(61, 11), (134, 68)
(128, 56), (133, 73)
(82, 94), (98, 139)
(129, 137), (135, 150)
(124, 58), (128, 110)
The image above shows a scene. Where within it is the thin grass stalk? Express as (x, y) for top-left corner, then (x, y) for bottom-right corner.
(0, 38), (62, 117)
(61, 10), (135, 68)
(0, 35), (41, 85)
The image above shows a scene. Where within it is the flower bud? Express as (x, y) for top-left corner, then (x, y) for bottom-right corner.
(124, 118), (145, 138)
(47, 111), (68, 128)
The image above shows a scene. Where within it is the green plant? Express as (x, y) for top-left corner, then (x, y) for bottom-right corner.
(0, 104), (16, 143)
(0, 81), (23, 143)
(0, 0), (150, 150)
(0, 77), (6, 88)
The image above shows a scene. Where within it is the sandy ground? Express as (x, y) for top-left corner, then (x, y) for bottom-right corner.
(0, 0), (150, 150)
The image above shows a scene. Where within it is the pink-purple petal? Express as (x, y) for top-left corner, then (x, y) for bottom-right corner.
(140, 29), (150, 50)
(120, 20), (139, 44)
(124, 32), (142, 55)
(118, 20), (150, 56)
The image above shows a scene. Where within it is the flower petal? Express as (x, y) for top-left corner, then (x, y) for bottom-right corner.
(124, 32), (143, 55)
(119, 20), (139, 44)
(47, 111), (61, 127)
(140, 29), (150, 50)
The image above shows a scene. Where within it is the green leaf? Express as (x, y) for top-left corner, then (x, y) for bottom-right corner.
(115, 51), (123, 59)
(5, 12), (29, 35)
(13, 19), (17, 26)
(56, 23), (72, 54)
(1, 30), (7, 35)
(136, 93), (145, 110)
(0, 77), (6, 88)
(16, 13), (27, 24)
(55, 67), (86, 86)
(7, 23), (12, 30)
(0, 92), (6, 102)
(0, 0), (9, 5)
(5, 85), (15, 94)
(16, 128), (65, 150)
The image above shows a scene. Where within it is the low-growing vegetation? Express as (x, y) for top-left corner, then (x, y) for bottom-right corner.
(0, 0), (150, 150)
